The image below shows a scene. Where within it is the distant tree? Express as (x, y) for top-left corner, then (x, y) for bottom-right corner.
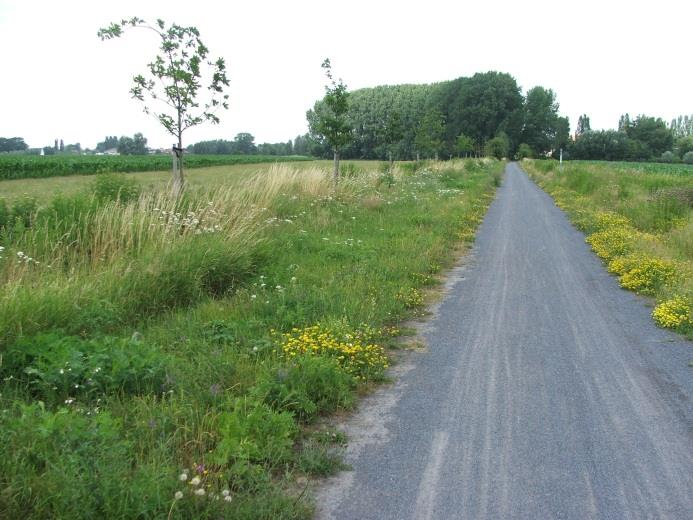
(307, 58), (352, 183)
(618, 113), (631, 132)
(516, 143), (533, 159)
(521, 86), (563, 156)
(64, 142), (82, 154)
(54, 139), (59, 151)
(59, 139), (64, 152)
(96, 136), (119, 152)
(485, 132), (509, 159)
(415, 108), (445, 160)
(553, 116), (571, 156)
(0, 137), (29, 153)
(576, 114), (591, 136)
(683, 151), (693, 164)
(379, 110), (404, 165)
(660, 151), (675, 163)
(456, 72), (524, 154)
(674, 136), (693, 158)
(625, 115), (673, 157)
(455, 133), (474, 157)
(232, 132), (257, 155)
(117, 133), (148, 155)
(99, 17), (230, 195)
(43, 145), (56, 156)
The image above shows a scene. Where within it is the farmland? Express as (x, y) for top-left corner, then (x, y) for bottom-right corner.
(0, 159), (501, 518)
(0, 159), (376, 204)
(524, 159), (693, 337)
(0, 153), (311, 181)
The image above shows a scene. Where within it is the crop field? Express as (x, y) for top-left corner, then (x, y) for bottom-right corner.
(0, 160), (384, 204)
(575, 160), (693, 176)
(0, 153), (311, 181)
(0, 159), (501, 518)
(525, 160), (693, 337)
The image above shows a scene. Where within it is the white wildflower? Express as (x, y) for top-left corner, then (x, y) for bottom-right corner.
(179, 473), (188, 482)
(174, 491), (184, 500)
(194, 488), (205, 496)
(190, 476), (201, 486)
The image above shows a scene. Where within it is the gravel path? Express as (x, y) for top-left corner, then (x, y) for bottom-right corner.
(316, 162), (693, 520)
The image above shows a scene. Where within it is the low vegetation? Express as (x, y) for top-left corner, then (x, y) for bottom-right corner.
(525, 160), (693, 337)
(0, 159), (500, 518)
(0, 154), (310, 181)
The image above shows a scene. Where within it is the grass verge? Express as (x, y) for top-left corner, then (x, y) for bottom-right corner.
(0, 159), (500, 518)
(524, 159), (693, 338)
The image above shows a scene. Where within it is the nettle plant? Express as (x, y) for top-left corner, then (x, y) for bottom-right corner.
(98, 18), (230, 195)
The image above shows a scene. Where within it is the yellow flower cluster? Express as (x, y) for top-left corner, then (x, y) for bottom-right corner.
(396, 287), (424, 308)
(584, 213), (639, 261)
(652, 296), (693, 329)
(618, 257), (677, 295)
(278, 325), (388, 380)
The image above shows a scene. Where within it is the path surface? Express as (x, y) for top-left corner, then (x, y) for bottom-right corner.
(316, 163), (693, 519)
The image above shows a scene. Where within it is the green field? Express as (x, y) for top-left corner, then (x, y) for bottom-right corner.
(525, 159), (693, 336)
(0, 153), (311, 181)
(0, 159), (501, 518)
(0, 160), (381, 204)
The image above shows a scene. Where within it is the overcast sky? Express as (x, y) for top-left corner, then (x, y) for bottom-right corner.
(0, 0), (690, 150)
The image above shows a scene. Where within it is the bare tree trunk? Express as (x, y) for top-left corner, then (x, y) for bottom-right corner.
(333, 149), (340, 186)
(172, 147), (184, 197)
(435, 151), (439, 161)
(416, 151), (420, 162)
(388, 150), (393, 169)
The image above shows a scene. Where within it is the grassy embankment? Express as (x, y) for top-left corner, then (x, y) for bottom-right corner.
(0, 159), (501, 518)
(524, 160), (693, 337)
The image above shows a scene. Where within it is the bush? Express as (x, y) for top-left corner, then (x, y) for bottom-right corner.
(683, 151), (693, 164)
(516, 143), (534, 159)
(1, 333), (169, 403)
(660, 151), (675, 163)
(92, 173), (141, 203)
(214, 399), (297, 466)
(254, 355), (355, 422)
(10, 196), (37, 228)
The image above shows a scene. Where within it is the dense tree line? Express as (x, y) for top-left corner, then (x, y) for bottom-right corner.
(0, 137), (29, 153)
(189, 132), (309, 156)
(568, 114), (693, 163)
(306, 71), (570, 160)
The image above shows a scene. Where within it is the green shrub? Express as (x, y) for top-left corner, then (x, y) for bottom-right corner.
(92, 173), (141, 203)
(660, 151), (675, 163)
(683, 151), (693, 164)
(254, 355), (355, 422)
(10, 196), (37, 227)
(214, 399), (297, 466)
(1, 333), (169, 404)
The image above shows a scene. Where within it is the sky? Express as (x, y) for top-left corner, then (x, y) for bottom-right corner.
(0, 0), (691, 150)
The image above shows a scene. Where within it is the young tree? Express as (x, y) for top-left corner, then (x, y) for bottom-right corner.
(307, 58), (352, 184)
(455, 133), (474, 157)
(98, 17), (230, 195)
(485, 132), (509, 159)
